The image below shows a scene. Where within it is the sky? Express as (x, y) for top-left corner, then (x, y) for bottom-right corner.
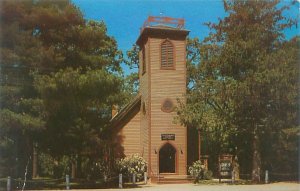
(72, 0), (299, 74)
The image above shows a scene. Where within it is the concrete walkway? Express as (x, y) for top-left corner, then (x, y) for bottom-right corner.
(34, 182), (299, 191)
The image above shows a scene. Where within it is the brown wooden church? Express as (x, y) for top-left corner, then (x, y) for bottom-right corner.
(111, 16), (197, 180)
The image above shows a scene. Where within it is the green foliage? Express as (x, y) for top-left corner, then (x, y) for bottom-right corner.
(123, 44), (140, 101)
(34, 68), (123, 158)
(203, 170), (213, 180)
(0, 0), (125, 179)
(188, 160), (212, 182)
(38, 152), (114, 180)
(0, 109), (44, 131)
(124, 44), (139, 70)
(79, 157), (112, 180)
(116, 154), (147, 179)
(177, 0), (299, 181)
(186, 37), (202, 86)
(38, 152), (56, 177)
(188, 160), (203, 178)
(38, 152), (71, 178)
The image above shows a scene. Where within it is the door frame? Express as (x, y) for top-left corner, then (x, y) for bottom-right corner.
(158, 141), (178, 174)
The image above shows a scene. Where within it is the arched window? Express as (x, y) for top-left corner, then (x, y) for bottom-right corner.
(161, 40), (174, 69)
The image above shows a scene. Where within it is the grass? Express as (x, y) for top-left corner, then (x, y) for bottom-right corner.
(0, 177), (121, 190)
(195, 179), (253, 185)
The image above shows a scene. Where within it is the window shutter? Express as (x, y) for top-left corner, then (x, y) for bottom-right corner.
(161, 40), (174, 69)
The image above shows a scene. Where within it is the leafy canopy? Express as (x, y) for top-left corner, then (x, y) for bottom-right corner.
(177, 0), (299, 179)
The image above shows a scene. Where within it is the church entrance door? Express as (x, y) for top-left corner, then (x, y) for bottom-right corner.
(159, 143), (176, 173)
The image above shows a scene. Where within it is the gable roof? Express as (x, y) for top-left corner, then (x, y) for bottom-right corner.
(110, 95), (141, 128)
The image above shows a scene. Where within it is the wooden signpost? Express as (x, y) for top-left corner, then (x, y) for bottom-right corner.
(218, 154), (233, 183)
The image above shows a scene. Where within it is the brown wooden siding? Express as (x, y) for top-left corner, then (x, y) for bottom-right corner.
(139, 38), (150, 167)
(121, 110), (141, 156)
(149, 37), (187, 175)
(114, 28), (190, 177)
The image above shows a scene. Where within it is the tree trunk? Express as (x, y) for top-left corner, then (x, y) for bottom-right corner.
(71, 161), (76, 179)
(198, 130), (201, 160)
(32, 145), (38, 178)
(233, 156), (240, 180)
(252, 132), (261, 183)
(77, 156), (82, 178)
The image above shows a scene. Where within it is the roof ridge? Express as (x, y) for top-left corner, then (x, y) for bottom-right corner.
(110, 94), (141, 125)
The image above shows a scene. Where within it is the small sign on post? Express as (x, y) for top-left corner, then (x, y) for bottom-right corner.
(119, 174), (123, 189)
(218, 154), (233, 183)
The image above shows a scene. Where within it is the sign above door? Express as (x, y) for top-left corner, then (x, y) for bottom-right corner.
(161, 134), (175, 140)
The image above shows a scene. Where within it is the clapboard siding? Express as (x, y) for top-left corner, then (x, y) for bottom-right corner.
(148, 36), (187, 175)
(121, 109), (141, 156)
(139, 38), (150, 165)
(117, 27), (189, 178)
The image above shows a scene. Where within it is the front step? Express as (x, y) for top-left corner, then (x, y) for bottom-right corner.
(151, 175), (194, 184)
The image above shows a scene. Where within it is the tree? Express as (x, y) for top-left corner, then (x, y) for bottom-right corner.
(0, 0), (63, 177)
(123, 44), (140, 99)
(34, 68), (123, 178)
(177, 0), (299, 182)
(31, 2), (124, 177)
(186, 37), (202, 87)
(0, 0), (125, 178)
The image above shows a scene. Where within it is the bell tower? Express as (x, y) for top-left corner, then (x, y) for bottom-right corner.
(136, 16), (189, 177)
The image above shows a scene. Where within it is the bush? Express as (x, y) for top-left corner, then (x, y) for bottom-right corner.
(203, 170), (213, 180)
(38, 153), (70, 178)
(116, 154), (147, 180)
(188, 160), (212, 182)
(80, 158), (112, 180)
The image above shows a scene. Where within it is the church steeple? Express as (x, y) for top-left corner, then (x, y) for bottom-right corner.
(136, 16), (189, 176)
(111, 16), (190, 180)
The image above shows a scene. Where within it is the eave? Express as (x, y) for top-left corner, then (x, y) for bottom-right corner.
(110, 95), (141, 128)
(136, 26), (190, 47)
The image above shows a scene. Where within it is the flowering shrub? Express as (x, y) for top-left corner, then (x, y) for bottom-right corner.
(188, 160), (212, 182)
(116, 154), (147, 179)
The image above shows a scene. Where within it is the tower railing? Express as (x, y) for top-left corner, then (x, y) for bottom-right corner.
(141, 16), (185, 32)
